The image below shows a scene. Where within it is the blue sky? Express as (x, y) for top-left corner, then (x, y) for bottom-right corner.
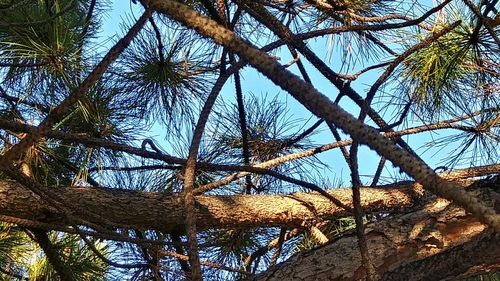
(97, 1), (477, 187)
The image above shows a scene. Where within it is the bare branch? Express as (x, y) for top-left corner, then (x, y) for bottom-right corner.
(147, 0), (500, 230)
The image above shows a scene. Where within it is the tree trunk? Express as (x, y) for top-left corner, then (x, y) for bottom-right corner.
(382, 230), (499, 281)
(248, 188), (499, 281)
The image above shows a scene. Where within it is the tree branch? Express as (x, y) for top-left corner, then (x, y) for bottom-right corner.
(27, 228), (76, 281)
(147, 0), (500, 230)
(0, 179), (426, 233)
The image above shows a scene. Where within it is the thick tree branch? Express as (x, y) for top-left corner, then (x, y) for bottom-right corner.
(0, 179), (425, 233)
(147, 0), (500, 230)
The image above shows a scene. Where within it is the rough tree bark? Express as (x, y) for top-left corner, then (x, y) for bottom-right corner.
(0, 179), (425, 232)
(1, 176), (498, 279)
(248, 188), (500, 281)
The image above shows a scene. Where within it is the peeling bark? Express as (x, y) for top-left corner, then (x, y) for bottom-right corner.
(381, 230), (499, 281)
(248, 188), (499, 281)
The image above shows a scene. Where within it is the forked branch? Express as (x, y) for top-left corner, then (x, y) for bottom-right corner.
(148, 0), (500, 231)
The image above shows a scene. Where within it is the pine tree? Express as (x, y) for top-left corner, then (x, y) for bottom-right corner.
(0, 0), (499, 280)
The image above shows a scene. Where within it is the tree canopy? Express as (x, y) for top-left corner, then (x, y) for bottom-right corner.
(0, 0), (499, 280)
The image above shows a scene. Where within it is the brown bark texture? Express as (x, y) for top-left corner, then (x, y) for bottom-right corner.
(0, 179), (424, 232)
(248, 188), (499, 281)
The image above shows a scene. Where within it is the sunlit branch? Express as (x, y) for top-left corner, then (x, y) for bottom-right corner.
(147, 0), (499, 231)
(1, 112), (495, 186)
(0, 178), (428, 232)
(345, 12), (433, 30)
(241, 1), (422, 163)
